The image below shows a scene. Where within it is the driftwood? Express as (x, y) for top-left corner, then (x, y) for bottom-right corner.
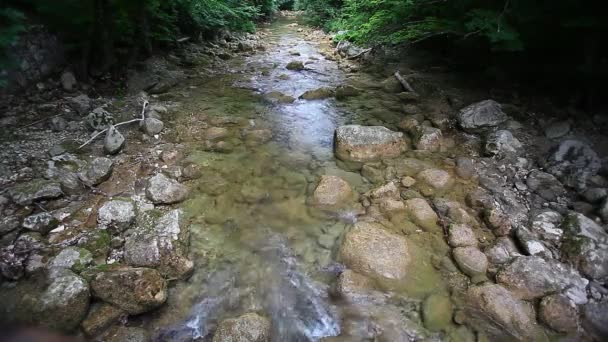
(77, 100), (148, 150)
(347, 48), (372, 60)
(394, 71), (417, 93)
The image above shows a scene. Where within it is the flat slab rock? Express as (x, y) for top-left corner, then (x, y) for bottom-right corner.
(335, 125), (406, 163)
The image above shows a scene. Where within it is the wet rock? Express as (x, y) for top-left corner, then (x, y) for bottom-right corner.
(465, 283), (544, 341)
(81, 303), (126, 337)
(544, 139), (601, 190)
(515, 227), (551, 257)
(404, 198), (439, 232)
(97, 200), (136, 232)
(544, 121), (570, 139)
(401, 176), (416, 187)
(335, 269), (382, 303)
(310, 175), (354, 212)
(79, 157), (113, 186)
(8, 179), (63, 205)
(90, 267), (167, 315)
(455, 157), (475, 180)
(102, 326), (148, 342)
(422, 293), (453, 332)
(145, 173), (188, 204)
(582, 302), (608, 340)
(496, 256), (588, 304)
(417, 168), (453, 193)
(0, 215), (19, 236)
(60, 71), (77, 92)
(413, 126), (442, 152)
(485, 130), (522, 156)
(369, 182), (400, 200)
(213, 312), (271, 342)
(600, 198), (608, 222)
(182, 163), (202, 181)
(265, 91), (295, 104)
(452, 246), (487, 279)
(86, 107), (114, 131)
(104, 125), (125, 155)
(457, 100), (508, 132)
(244, 128), (273, 146)
(300, 87), (335, 100)
(529, 210), (563, 245)
(335, 85), (361, 100)
(397, 116), (420, 134)
(286, 60), (304, 71)
(539, 294), (578, 333)
(561, 212), (608, 281)
(338, 222), (410, 281)
(381, 76), (403, 93)
(448, 224), (477, 247)
(142, 117), (164, 136)
(335, 125), (406, 164)
(361, 163), (385, 183)
(49, 247), (93, 272)
(22, 212), (59, 234)
(484, 237), (521, 264)
(68, 94), (91, 115)
(397, 92), (420, 103)
(526, 170), (566, 202)
(483, 207), (512, 236)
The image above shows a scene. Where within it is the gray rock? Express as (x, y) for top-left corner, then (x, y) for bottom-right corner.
(81, 303), (126, 337)
(448, 224), (477, 247)
(600, 197), (608, 223)
(49, 117), (67, 131)
(529, 210), (563, 245)
(452, 246), (488, 279)
(97, 200), (136, 232)
(544, 121), (570, 139)
(496, 256), (588, 304)
(544, 139), (601, 190)
(86, 107), (114, 131)
(417, 168), (453, 193)
(142, 117), (164, 136)
(526, 170), (566, 202)
(213, 312), (271, 342)
(484, 237), (521, 264)
(335, 85), (361, 100)
(583, 302), (608, 340)
(561, 212), (608, 281)
(455, 157), (475, 180)
(104, 125), (125, 155)
(22, 212), (59, 234)
(37, 269), (90, 331)
(0, 215), (19, 236)
(300, 87), (335, 100)
(335, 125), (406, 164)
(79, 157), (113, 186)
(103, 326), (148, 342)
(145, 173), (188, 204)
(485, 130), (522, 156)
(68, 94), (91, 115)
(8, 179), (63, 205)
(60, 71), (77, 92)
(515, 227), (551, 257)
(286, 60), (304, 71)
(90, 267), (167, 315)
(49, 247), (93, 272)
(539, 294), (578, 333)
(457, 100), (508, 132)
(413, 126), (442, 152)
(582, 187), (607, 203)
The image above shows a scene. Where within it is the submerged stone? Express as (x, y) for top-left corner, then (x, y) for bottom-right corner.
(335, 125), (406, 164)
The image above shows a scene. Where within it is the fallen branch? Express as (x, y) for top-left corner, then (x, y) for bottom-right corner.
(77, 100), (148, 150)
(347, 48), (372, 60)
(394, 71), (417, 93)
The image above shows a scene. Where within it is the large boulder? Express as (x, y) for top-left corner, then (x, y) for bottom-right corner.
(544, 139), (601, 190)
(465, 283), (545, 341)
(212, 312), (271, 342)
(309, 175), (355, 212)
(90, 267), (167, 315)
(8, 179), (63, 205)
(335, 125), (406, 164)
(496, 256), (588, 304)
(561, 212), (608, 282)
(145, 173), (188, 204)
(457, 100), (508, 132)
(338, 222), (410, 281)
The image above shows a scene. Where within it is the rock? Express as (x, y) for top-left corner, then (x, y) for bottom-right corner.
(448, 224), (477, 247)
(485, 130), (522, 156)
(80, 157), (113, 186)
(397, 116), (420, 133)
(515, 227), (550, 257)
(338, 222), (410, 281)
(335, 125), (406, 164)
(8, 179), (63, 206)
(455, 157), (475, 180)
(310, 175), (354, 212)
(142, 117), (164, 135)
(397, 92), (420, 103)
(90, 267), (167, 315)
(404, 198), (439, 232)
(86, 107), (114, 131)
(583, 302), (608, 340)
(413, 126), (442, 152)
(335, 269), (381, 303)
(452, 246), (488, 279)
(103, 326), (148, 342)
(600, 197), (608, 223)
(529, 210), (563, 245)
(544, 139), (601, 190)
(49, 117), (67, 131)
(68, 94), (91, 115)
(582, 187), (607, 203)
(243, 128), (273, 146)
(561, 212), (608, 281)
(544, 121), (570, 139)
(401, 176), (416, 187)
(465, 283), (543, 341)
(335, 85), (361, 100)
(484, 237), (521, 264)
(36, 269), (90, 332)
(97, 200), (136, 232)
(457, 100), (508, 132)
(286, 60), (304, 71)
(539, 294), (578, 333)
(416, 168), (453, 192)
(81, 303), (126, 337)
(483, 207), (512, 236)
(300, 87), (335, 100)
(49, 247), (93, 272)
(526, 170), (566, 202)
(381, 76), (403, 93)
(22, 212), (59, 234)
(213, 312), (271, 342)
(104, 125), (125, 155)
(264, 91), (295, 104)
(496, 256), (588, 304)
(145, 173), (188, 204)
(369, 182), (400, 200)
(422, 293), (453, 332)
(60, 71), (77, 92)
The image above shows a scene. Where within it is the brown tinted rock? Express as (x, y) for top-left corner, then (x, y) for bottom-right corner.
(404, 198), (439, 232)
(81, 303), (126, 337)
(335, 125), (406, 164)
(310, 175), (354, 211)
(539, 294), (579, 333)
(452, 246), (488, 278)
(448, 224), (477, 247)
(213, 313), (271, 342)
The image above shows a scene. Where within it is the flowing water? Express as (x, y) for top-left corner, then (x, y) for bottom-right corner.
(145, 15), (472, 342)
